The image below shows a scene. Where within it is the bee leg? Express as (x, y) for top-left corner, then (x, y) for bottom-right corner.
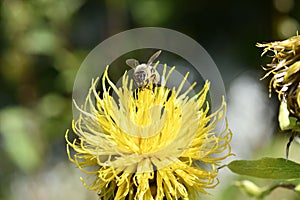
(150, 74), (157, 85)
(146, 78), (151, 85)
(286, 131), (297, 159)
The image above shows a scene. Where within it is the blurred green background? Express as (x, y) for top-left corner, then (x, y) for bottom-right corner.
(0, 0), (300, 199)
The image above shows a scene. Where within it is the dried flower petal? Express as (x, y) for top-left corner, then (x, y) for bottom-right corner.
(257, 34), (300, 119)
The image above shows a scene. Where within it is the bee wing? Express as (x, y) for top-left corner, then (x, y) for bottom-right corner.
(147, 50), (162, 66)
(126, 59), (140, 68)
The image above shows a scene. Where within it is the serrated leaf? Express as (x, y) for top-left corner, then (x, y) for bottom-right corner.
(227, 157), (300, 179)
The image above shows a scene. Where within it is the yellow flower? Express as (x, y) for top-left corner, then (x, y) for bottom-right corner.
(66, 65), (232, 200)
(257, 34), (300, 119)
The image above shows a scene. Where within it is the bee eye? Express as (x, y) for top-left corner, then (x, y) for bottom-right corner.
(135, 71), (146, 82)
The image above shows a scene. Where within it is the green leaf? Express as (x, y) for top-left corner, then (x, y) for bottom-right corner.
(227, 157), (300, 179)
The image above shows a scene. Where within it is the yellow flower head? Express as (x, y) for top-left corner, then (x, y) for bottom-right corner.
(66, 65), (232, 200)
(257, 34), (300, 119)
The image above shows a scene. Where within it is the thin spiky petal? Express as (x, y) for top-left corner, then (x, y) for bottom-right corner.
(66, 65), (232, 199)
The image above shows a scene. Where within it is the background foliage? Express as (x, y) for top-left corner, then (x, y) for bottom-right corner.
(0, 0), (300, 199)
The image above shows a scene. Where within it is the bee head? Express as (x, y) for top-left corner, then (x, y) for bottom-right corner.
(134, 71), (146, 86)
